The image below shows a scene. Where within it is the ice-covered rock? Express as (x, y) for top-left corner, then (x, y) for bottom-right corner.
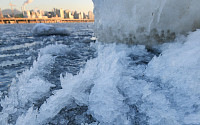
(32, 23), (70, 36)
(92, 0), (200, 44)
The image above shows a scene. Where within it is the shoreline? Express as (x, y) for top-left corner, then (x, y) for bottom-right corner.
(0, 18), (94, 24)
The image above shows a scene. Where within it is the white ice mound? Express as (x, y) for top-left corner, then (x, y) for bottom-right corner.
(32, 23), (70, 36)
(144, 29), (200, 124)
(93, 0), (200, 44)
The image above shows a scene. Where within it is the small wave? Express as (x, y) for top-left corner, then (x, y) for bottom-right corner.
(0, 53), (22, 58)
(0, 42), (39, 52)
(0, 59), (25, 67)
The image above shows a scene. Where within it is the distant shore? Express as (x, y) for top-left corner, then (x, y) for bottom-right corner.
(0, 18), (94, 24)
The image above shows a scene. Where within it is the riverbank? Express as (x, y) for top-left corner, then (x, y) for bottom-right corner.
(0, 18), (94, 24)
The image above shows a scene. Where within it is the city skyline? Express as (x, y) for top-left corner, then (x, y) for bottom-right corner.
(1, 0), (94, 13)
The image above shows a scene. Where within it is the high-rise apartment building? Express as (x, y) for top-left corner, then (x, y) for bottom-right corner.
(30, 11), (36, 18)
(0, 8), (3, 18)
(88, 11), (94, 19)
(79, 12), (84, 19)
(59, 9), (64, 18)
(24, 11), (31, 18)
(64, 10), (74, 19)
(68, 12), (74, 19)
(73, 11), (79, 19)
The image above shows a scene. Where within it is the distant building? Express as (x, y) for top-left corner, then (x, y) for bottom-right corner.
(46, 12), (54, 18)
(38, 10), (44, 18)
(59, 9), (64, 18)
(79, 12), (84, 19)
(71, 11), (75, 16)
(10, 7), (93, 20)
(64, 10), (70, 18)
(24, 10), (31, 18)
(35, 11), (41, 18)
(64, 10), (69, 18)
(69, 12), (74, 19)
(64, 10), (74, 19)
(0, 8), (3, 18)
(52, 9), (56, 17)
(83, 12), (87, 19)
(88, 11), (94, 19)
(3, 15), (11, 18)
(52, 8), (64, 18)
(73, 11), (79, 19)
(30, 11), (36, 18)
(53, 8), (59, 17)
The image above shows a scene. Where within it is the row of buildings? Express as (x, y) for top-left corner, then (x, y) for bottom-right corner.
(23, 8), (94, 19)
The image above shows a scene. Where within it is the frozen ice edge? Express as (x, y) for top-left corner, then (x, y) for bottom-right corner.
(92, 0), (200, 44)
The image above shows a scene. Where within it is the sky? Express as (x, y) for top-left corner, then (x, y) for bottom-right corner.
(0, 0), (94, 13)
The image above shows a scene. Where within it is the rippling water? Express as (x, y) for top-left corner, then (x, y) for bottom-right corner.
(1, 23), (200, 125)
(0, 23), (95, 92)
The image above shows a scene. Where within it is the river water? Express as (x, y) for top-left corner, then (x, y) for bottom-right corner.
(0, 23), (200, 125)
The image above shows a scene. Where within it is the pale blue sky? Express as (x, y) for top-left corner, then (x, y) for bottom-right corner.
(0, 0), (94, 12)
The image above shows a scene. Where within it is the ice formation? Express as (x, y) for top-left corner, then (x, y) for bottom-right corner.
(1, 30), (200, 124)
(32, 23), (70, 36)
(144, 30), (200, 124)
(92, 0), (200, 44)
(0, 44), (72, 125)
(1, 0), (200, 124)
